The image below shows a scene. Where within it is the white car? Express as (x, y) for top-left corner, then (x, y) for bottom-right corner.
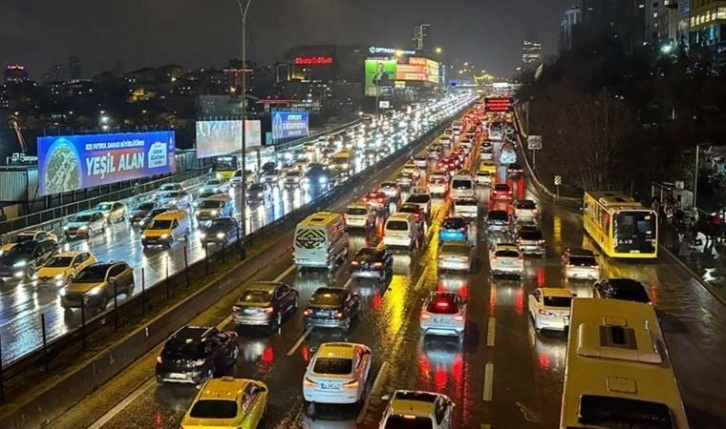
(200, 179), (230, 194)
(514, 199), (538, 222)
(437, 241), (472, 272)
(412, 156), (428, 169)
(345, 203), (376, 229)
(155, 191), (192, 209)
(528, 288), (574, 332)
(420, 291), (467, 339)
(303, 342), (372, 405)
(562, 248), (601, 281)
(453, 197), (477, 219)
(428, 173), (449, 196)
(156, 183), (185, 195)
(474, 171), (492, 186)
(402, 162), (419, 177)
(489, 243), (524, 277)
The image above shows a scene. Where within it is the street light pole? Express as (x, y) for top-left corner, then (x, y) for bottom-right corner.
(694, 144), (700, 210)
(236, 0), (253, 256)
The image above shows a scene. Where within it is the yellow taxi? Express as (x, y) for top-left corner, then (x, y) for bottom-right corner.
(479, 161), (496, 175)
(33, 251), (96, 287)
(181, 377), (268, 429)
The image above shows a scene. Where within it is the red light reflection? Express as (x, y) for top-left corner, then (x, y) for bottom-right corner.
(154, 411), (163, 427)
(517, 180), (525, 200)
(434, 364), (447, 390)
(649, 283), (658, 306)
(419, 354), (431, 378)
(515, 289), (524, 315)
(301, 345), (311, 362)
(459, 285), (469, 300)
(372, 290), (382, 310)
(538, 353), (550, 370)
(489, 287), (497, 314)
(452, 356), (464, 387)
(262, 346), (274, 364)
(536, 267), (546, 288)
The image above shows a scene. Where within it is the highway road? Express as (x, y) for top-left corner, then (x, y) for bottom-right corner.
(0, 93), (474, 366)
(48, 112), (726, 428)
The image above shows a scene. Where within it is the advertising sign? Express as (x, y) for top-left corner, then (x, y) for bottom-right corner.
(368, 46), (415, 55)
(365, 59), (397, 96)
(527, 135), (543, 150)
(294, 56), (333, 65)
(485, 97), (514, 112)
(37, 131), (176, 196)
(396, 63), (425, 81)
(426, 59), (440, 84)
(196, 120), (262, 158)
(272, 111), (309, 140)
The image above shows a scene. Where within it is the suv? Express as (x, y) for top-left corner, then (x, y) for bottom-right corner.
(0, 239), (58, 279)
(489, 243), (524, 278)
(61, 261), (135, 310)
(92, 201), (126, 224)
(380, 390), (455, 429)
(561, 248), (600, 280)
(155, 326), (239, 387)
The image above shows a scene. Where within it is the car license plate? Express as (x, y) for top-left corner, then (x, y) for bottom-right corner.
(169, 373), (186, 379)
(244, 308), (257, 314)
(321, 382), (339, 390)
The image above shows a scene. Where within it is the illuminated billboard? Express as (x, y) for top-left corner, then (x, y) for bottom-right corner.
(426, 59), (440, 84)
(196, 120), (262, 158)
(485, 97), (514, 112)
(395, 57), (440, 84)
(294, 56), (333, 65)
(364, 59), (397, 96)
(37, 131), (176, 196)
(272, 111), (309, 140)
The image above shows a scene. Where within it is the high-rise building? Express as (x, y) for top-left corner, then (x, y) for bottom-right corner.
(68, 55), (82, 80)
(413, 23), (431, 51)
(559, 5), (582, 52)
(4, 65), (29, 83)
(521, 39), (543, 68)
(645, 0), (680, 45)
(580, 0), (645, 53)
(688, 0), (726, 54)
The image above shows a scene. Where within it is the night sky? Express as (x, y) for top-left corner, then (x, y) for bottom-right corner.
(1, 0), (573, 79)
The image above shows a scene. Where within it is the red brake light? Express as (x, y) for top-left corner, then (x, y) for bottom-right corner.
(334, 311), (343, 319)
(303, 309), (312, 316)
(435, 301), (450, 309)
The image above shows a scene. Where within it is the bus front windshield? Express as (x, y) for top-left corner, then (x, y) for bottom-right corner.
(615, 211), (655, 240)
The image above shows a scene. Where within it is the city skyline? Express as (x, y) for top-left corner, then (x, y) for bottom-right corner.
(0, 0), (570, 80)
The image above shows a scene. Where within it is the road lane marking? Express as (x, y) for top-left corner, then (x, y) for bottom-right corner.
(414, 266), (430, 292)
(481, 424), (492, 429)
(486, 317), (496, 347)
(483, 362), (494, 401)
(87, 377), (155, 429)
(274, 264), (296, 282)
(356, 361), (390, 424)
(287, 326), (313, 356)
(343, 277), (353, 289)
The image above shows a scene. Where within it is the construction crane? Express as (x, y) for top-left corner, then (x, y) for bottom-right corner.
(9, 118), (28, 154)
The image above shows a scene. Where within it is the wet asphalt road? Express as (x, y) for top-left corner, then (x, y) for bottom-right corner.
(48, 119), (726, 428)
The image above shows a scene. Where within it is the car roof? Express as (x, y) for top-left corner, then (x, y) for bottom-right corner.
(54, 251), (85, 258)
(567, 248), (595, 257)
(245, 281), (284, 292)
(540, 287), (574, 298)
(317, 342), (361, 359)
(197, 377), (257, 401)
(153, 210), (186, 220)
(347, 202), (369, 208)
(389, 390), (443, 416)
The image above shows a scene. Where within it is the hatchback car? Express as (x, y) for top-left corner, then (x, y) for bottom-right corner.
(155, 326), (238, 387)
(34, 251), (96, 287)
(60, 261), (134, 309)
(489, 244), (524, 278)
(528, 288), (574, 332)
(303, 287), (361, 330)
(232, 281), (299, 327)
(475, 170), (492, 186)
(129, 202), (156, 225)
(593, 278), (651, 304)
(439, 217), (468, 242)
(405, 191), (432, 218)
(351, 247), (393, 280)
(437, 241), (472, 272)
(345, 203), (376, 229)
(561, 248), (601, 280)
(361, 191), (389, 211)
(516, 227), (546, 256)
(486, 210), (512, 232)
(453, 197), (478, 219)
(420, 291), (467, 340)
(379, 181), (401, 200)
(302, 342), (372, 406)
(513, 199), (538, 222)
(181, 377), (268, 428)
(396, 171), (417, 188)
(490, 184), (512, 202)
(428, 173), (449, 196)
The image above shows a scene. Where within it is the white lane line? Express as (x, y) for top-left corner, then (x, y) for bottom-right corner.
(273, 264), (296, 283)
(87, 377), (155, 429)
(286, 327), (313, 356)
(343, 277), (353, 289)
(483, 362), (494, 402)
(414, 266), (430, 292)
(486, 317), (496, 347)
(356, 361), (390, 424)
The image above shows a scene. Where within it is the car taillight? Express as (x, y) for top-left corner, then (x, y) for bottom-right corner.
(373, 262), (383, 269)
(334, 311), (343, 319)
(538, 240), (545, 245)
(351, 261), (360, 266)
(460, 227), (467, 233)
(538, 309), (552, 316)
(453, 315), (464, 322)
(264, 307), (274, 313)
(343, 379), (359, 388)
(156, 355), (162, 364)
(232, 305), (241, 312)
(303, 309), (312, 316)
(304, 377), (318, 387)
(421, 313), (431, 320)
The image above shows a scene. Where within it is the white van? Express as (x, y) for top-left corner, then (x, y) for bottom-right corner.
(450, 172), (475, 200)
(195, 194), (234, 222)
(383, 213), (421, 249)
(293, 212), (349, 269)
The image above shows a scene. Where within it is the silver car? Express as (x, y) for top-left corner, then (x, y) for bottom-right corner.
(437, 241), (472, 272)
(64, 211), (106, 239)
(419, 291), (467, 340)
(156, 190), (192, 209)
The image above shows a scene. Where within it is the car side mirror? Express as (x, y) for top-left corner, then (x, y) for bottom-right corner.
(309, 346), (318, 354)
(381, 394), (391, 401)
(571, 293), (578, 297)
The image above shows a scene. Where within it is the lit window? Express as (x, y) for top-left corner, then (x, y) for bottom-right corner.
(719, 7), (726, 20)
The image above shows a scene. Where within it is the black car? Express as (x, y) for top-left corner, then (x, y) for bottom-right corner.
(351, 247), (393, 280)
(304, 164), (334, 188)
(593, 278), (651, 304)
(130, 202), (156, 224)
(0, 239), (58, 279)
(232, 281), (299, 327)
(137, 207), (173, 230)
(246, 183), (269, 204)
(155, 326), (238, 387)
(200, 217), (240, 245)
(303, 287), (361, 330)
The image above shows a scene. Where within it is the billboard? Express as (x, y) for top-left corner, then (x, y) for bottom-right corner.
(272, 111), (309, 140)
(37, 131), (175, 196)
(196, 120), (262, 158)
(364, 59), (397, 96)
(294, 56), (333, 65)
(426, 59), (440, 84)
(485, 97), (514, 112)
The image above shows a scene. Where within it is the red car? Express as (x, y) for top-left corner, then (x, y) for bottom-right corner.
(361, 190), (389, 210)
(491, 184), (513, 203)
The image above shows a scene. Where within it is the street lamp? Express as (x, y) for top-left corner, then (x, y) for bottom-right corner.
(235, 0), (253, 256)
(435, 47), (442, 54)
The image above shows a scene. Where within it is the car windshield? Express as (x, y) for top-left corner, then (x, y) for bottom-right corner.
(427, 295), (459, 314)
(212, 218), (235, 228)
(199, 200), (223, 209)
(615, 211), (655, 239)
(310, 290), (343, 306)
(44, 256), (74, 267)
(494, 185), (510, 192)
(14, 235), (35, 243)
(189, 400), (238, 419)
(443, 218), (466, 229)
(264, 170), (279, 176)
(286, 170), (301, 177)
(95, 203), (112, 211)
(165, 191), (180, 198)
(148, 209), (168, 218)
(609, 282), (650, 303)
(386, 220), (409, 231)
(519, 230), (543, 240)
(70, 214), (92, 222)
(489, 211), (508, 221)
(496, 250), (520, 258)
(206, 180), (221, 186)
(313, 357), (353, 375)
(135, 202), (155, 211)
(75, 265), (108, 282)
(347, 207), (368, 215)
(456, 199), (477, 206)
(198, 191), (216, 198)
(544, 296), (572, 307)
(239, 289), (273, 304)
(569, 256), (597, 266)
(452, 179), (472, 189)
(516, 200), (536, 209)
(148, 219), (172, 230)
(442, 243), (469, 256)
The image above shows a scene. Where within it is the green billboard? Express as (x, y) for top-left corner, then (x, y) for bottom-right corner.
(364, 59), (397, 97)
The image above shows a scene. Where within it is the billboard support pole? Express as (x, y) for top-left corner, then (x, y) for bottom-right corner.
(237, 0), (253, 261)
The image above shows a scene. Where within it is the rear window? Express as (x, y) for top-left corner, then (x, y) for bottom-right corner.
(452, 180), (472, 190)
(347, 208), (368, 215)
(442, 219), (466, 229)
(384, 416), (433, 429)
(313, 357), (353, 375)
(578, 395), (674, 428)
(516, 200), (536, 209)
(494, 185), (509, 192)
(544, 296), (572, 307)
(495, 250), (519, 258)
(239, 290), (273, 303)
(456, 199), (477, 206)
(189, 399), (238, 419)
(407, 195), (430, 203)
(569, 256), (597, 267)
(519, 230), (543, 240)
(426, 296), (459, 314)
(386, 220), (409, 231)
(489, 211), (508, 221)
(310, 290), (343, 306)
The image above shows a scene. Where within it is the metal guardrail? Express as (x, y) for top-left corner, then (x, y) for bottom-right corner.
(0, 98), (474, 389)
(273, 117), (362, 153)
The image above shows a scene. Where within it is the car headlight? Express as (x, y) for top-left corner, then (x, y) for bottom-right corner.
(213, 187), (219, 193)
(199, 232), (207, 239)
(54, 273), (64, 280)
(211, 210), (218, 216)
(63, 226), (69, 231)
(216, 232), (226, 239)
(161, 234), (169, 239)
(59, 287), (67, 296)
(319, 177), (328, 184)
(13, 260), (27, 268)
(86, 286), (103, 295)
(102, 213), (109, 218)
